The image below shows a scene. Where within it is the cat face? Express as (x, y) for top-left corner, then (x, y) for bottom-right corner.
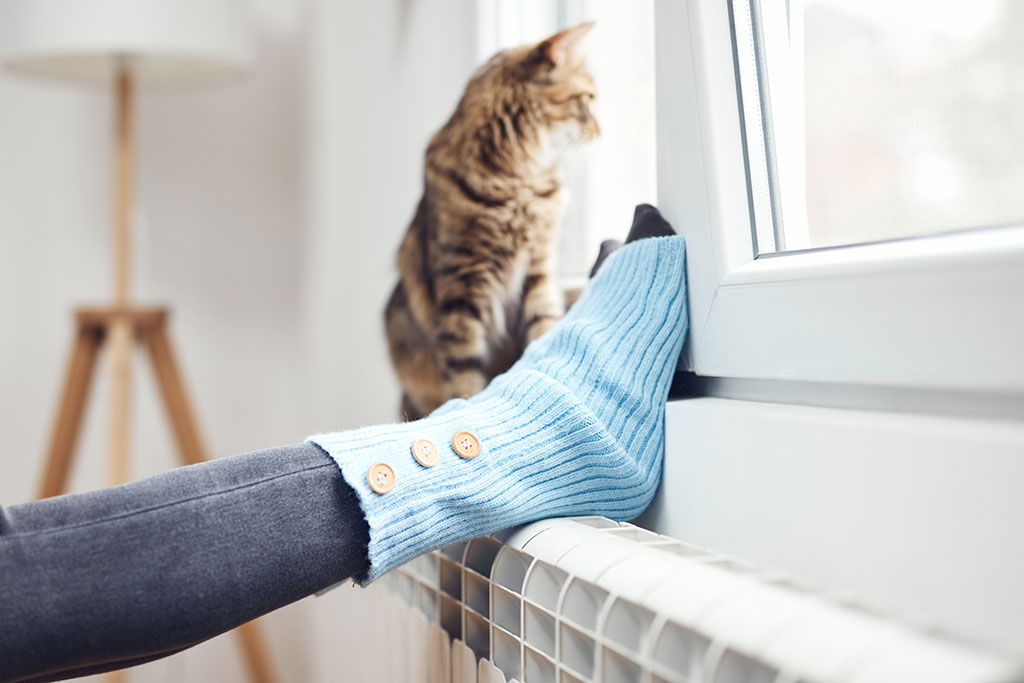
(518, 23), (601, 144)
(465, 23), (600, 158)
(525, 24), (601, 143)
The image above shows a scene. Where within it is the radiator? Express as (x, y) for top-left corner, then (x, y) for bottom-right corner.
(375, 516), (1023, 683)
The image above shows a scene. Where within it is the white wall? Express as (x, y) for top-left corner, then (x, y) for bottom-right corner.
(642, 398), (1024, 656)
(0, 0), (477, 680)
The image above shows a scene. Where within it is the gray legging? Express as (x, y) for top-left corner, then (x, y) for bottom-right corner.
(0, 444), (369, 682)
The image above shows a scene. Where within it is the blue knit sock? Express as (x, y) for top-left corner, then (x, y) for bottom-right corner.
(309, 236), (687, 581)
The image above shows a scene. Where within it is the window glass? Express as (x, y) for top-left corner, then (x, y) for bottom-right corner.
(751, 0), (1024, 253)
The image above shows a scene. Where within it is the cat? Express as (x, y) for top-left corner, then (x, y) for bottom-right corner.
(385, 23), (600, 420)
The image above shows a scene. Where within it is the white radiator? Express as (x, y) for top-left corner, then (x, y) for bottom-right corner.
(374, 516), (1023, 683)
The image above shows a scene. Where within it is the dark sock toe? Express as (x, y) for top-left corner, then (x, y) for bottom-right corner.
(588, 205), (676, 278)
(589, 239), (624, 278)
(626, 204), (676, 243)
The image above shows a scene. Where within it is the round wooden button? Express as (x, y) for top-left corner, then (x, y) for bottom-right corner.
(367, 462), (396, 494)
(411, 438), (439, 467)
(452, 430), (482, 459)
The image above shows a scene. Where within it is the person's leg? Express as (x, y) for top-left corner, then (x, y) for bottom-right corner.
(0, 443), (368, 682)
(1, 207), (686, 681)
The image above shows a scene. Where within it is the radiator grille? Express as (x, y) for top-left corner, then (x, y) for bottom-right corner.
(377, 517), (1022, 683)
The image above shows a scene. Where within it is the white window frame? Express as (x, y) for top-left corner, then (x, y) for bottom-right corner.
(657, 0), (1024, 396)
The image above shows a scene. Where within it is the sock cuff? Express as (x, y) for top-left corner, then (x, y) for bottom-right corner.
(309, 370), (649, 582)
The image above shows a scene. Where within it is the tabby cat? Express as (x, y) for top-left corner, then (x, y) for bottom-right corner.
(385, 23), (600, 420)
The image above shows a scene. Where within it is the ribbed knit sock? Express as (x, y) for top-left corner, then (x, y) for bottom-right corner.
(309, 235), (688, 581)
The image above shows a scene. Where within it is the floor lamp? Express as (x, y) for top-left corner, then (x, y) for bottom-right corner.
(0, 2), (275, 681)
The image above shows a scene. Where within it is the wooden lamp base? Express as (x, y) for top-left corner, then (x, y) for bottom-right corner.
(37, 305), (276, 683)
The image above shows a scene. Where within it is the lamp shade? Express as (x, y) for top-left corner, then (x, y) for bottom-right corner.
(0, 0), (254, 88)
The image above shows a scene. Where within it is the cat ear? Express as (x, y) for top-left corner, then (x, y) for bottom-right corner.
(537, 22), (594, 68)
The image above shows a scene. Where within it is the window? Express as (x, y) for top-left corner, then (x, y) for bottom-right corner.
(655, 0), (1024, 393)
(742, 0), (1024, 253)
(648, 0), (1024, 660)
(476, 0), (657, 281)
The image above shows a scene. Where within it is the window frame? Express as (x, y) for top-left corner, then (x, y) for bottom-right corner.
(656, 0), (1024, 395)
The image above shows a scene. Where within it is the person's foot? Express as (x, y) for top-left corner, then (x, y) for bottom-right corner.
(589, 238), (622, 278)
(588, 203), (677, 276)
(311, 216), (687, 581)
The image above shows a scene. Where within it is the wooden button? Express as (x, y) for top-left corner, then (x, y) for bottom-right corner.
(367, 462), (396, 494)
(411, 438), (439, 467)
(452, 430), (482, 459)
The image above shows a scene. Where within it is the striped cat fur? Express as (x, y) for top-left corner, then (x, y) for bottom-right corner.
(385, 23), (599, 419)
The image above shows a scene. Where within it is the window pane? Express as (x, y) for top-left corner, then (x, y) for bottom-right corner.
(755, 0), (1024, 252)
